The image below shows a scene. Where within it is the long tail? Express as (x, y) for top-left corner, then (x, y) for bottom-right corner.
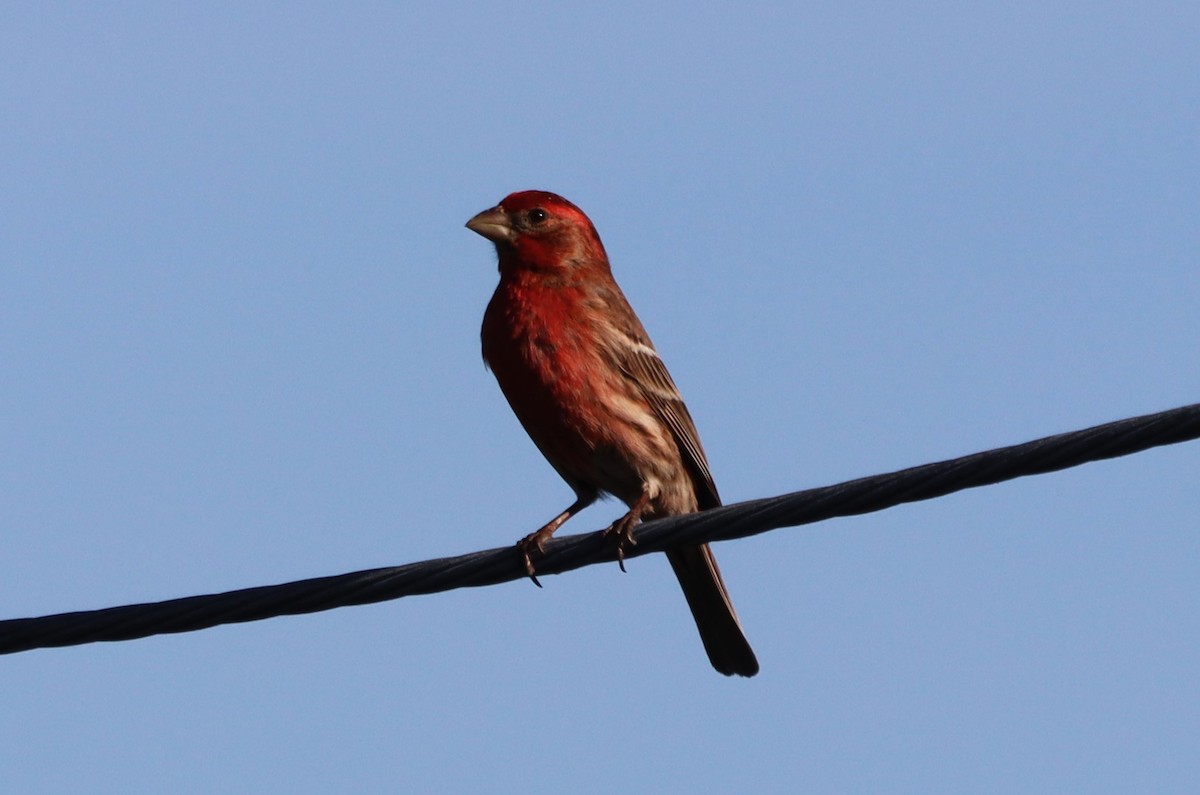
(666, 544), (759, 677)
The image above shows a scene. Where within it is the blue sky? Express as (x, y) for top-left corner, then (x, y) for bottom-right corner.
(3, 3), (1198, 793)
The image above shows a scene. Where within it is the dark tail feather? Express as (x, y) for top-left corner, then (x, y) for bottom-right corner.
(666, 544), (759, 677)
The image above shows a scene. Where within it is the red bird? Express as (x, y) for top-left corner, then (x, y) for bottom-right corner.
(467, 190), (758, 677)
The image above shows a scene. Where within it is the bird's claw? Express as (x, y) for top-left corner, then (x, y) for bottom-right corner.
(516, 531), (549, 588)
(603, 516), (639, 573)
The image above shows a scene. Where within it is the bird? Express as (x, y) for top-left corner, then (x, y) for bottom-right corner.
(466, 190), (758, 677)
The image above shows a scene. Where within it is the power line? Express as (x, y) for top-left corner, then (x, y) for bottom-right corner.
(2, 402), (1197, 656)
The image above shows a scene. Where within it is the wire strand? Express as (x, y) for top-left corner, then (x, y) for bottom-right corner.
(2, 402), (1197, 656)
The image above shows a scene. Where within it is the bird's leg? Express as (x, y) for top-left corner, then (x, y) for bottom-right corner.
(517, 494), (594, 587)
(603, 486), (652, 573)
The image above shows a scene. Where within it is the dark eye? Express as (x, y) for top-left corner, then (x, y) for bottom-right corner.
(527, 208), (548, 225)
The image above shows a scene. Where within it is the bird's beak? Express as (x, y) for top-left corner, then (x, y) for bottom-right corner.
(465, 206), (515, 244)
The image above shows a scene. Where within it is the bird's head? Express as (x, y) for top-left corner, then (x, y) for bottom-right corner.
(466, 190), (608, 276)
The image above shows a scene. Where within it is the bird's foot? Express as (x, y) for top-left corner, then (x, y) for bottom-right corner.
(516, 527), (556, 588)
(602, 513), (640, 573)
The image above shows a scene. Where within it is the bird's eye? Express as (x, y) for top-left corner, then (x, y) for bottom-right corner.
(527, 208), (548, 225)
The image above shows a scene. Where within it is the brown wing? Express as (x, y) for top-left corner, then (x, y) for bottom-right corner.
(612, 331), (721, 510)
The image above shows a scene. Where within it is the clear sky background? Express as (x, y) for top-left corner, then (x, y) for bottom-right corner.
(3, 4), (1198, 793)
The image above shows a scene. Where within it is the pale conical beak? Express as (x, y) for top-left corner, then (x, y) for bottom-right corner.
(465, 206), (515, 244)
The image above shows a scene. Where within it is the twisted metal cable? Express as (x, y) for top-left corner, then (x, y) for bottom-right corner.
(2, 402), (1197, 656)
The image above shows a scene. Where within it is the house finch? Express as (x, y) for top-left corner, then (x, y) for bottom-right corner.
(467, 190), (759, 677)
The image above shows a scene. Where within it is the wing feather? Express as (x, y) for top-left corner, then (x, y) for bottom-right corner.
(612, 332), (721, 509)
